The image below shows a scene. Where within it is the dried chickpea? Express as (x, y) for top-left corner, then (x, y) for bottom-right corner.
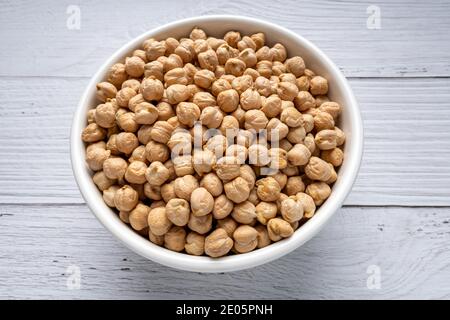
(314, 112), (335, 132)
(192, 149), (216, 176)
(161, 181), (176, 203)
(305, 156), (333, 182)
(192, 92), (216, 110)
(93, 171), (115, 191)
(287, 144), (311, 166)
(140, 78), (164, 101)
(117, 112), (139, 133)
(220, 115), (240, 136)
(224, 177), (251, 204)
(319, 101), (341, 119)
(287, 126), (306, 144)
(190, 187), (214, 217)
(217, 89), (239, 112)
(115, 132), (138, 155)
(255, 201), (277, 225)
(335, 126), (346, 146)
(150, 121), (174, 144)
(255, 224), (271, 248)
(248, 144), (270, 167)
(134, 102), (158, 125)
(164, 67), (188, 86)
(144, 182), (162, 200)
(165, 198), (190, 226)
(266, 118), (289, 141)
(321, 148), (344, 167)
(173, 175), (199, 201)
(124, 160), (147, 184)
(315, 129), (337, 150)
(285, 176), (305, 196)
(261, 95), (282, 118)
(86, 142), (110, 171)
(129, 203), (150, 231)
(280, 107), (303, 128)
(277, 82), (299, 101)
(145, 161), (170, 186)
(173, 155), (194, 176)
(96, 82), (117, 103)
(145, 141), (170, 163)
(184, 232), (205, 255)
(296, 192), (316, 218)
(233, 225), (258, 253)
(103, 185), (120, 207)
(125, 56), (145, 78)
(200, 106), (223, 129)
(294, 91), (315, 111)
(164, 226), (186, 252)
(269, 147), (288, 170)
(103, 157), (128, 180)
(95, 103), (116, 128)
(240, 88), (262, 110)
(310, 76), (328, 95)
(267, 218), (294, 242)
(82, 123), (107, 142)
(114, 185), (139, 212)
(200, 173), (223, 197)
(271, 43), (287, 62)
(107, 63), (127, 88)
(285, 56), (305, 77)
(256, 177), (281, 202)
(214, 156), (240, 181)
(280, 197), (303, 223)
(149, 230), (165, 245)
(225, 58), (246, 76)
(244, 110), (268, 131)
(204, 228), (233, 257)
(296, 75), (310, 91)
(213, 194), (234, 220)
(232, 201), (257, 225)
(147, 207), (172, 236)
(306, 182), (331, 206)
(188, 214), (212, 235)
(175, 102), (200, 127)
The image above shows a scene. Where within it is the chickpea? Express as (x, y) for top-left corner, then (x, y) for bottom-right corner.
(255, 201), (277, 225)
(240, 88), (262, 111)
(267, 218), (294, 242)
(302, 114), (314, 133)
(145, 161), (169, 186)
(266, 118), (289, 141)
(217, 89), (239, 112)
(188, 214), (213, 235)
(103, 157), (127, 180)
(114, 185), (139, 212)
(261, 95), (282, 118)
(204, 228), (233, 257)
(285, 56), (305, 77)
(255, 224), (271, 248)
(129, 203), (150, 231)
(161, 181), (176, 202)
(124, 160), (147, 184)
(147, 207), (172, 236)
(140, 78), (164, 101)
(164, 226), (186, 252)
(165, 84), (189, 104)
(164, 54), (183, 73)
(271, 171), (288, 189)
(280, 197), (303, 223)
(271, 43), (287, 62)
(277, 82), (299, 101)
(144, 60), (163, 81)
(233, 225), (258, 253)
(134, 102), (158, 125)
(185, 232), (205, 256)
(145, 141), (170, 163)
(211, 78), (232, 97)
(287, 126), (306, 145)
(144, 182), (162, 200)
(149, 230), (165, 245)
(225, 58), (246, 76)
(190, 187), (214, 217)
(315, 129), (337, 150)
(224, 176), (251, 204)
(220, 115), (239, 136)
(231, 201), (256, 225)
(321, 148), (344, 167)
(314, 112), (334, 132)
(174, 102), (200, 127)
(213, 156), (240, 181)
(194, 69), (215, 89)
(164, 198), (190, 226)
(273, 61), (287, 76)
(335, 126), (346, 146)
(117, 112), (139, 133)
(93, 171), (115, 191)
(318, 101), (341, 119)
(107, 63), (127, 88)
(82, 123), (107, 142)
(256, 177), (281, 201)
(306, 182), (331, 206)
(280, 107), (303, 127)
(149, 121), (173, 144)
(86, 142), (110, 171)
(173, 175), (199, 201)
(95, 103), (116, 128)
(204, 134), (228, 157)
(305, 156), (333, 182)
(173, 155), (194, 176)
(285, 176), (305, 196)
(296, 75), (310, 91)
(294, 91), (315, 111)
(114, 132), (138, 155)
(103, 185), (120, 207)
(193, 92), (216, 110)
(213, 194), (234, 220)
(200, 173), (223, 197)
(287, 144), (311, 166)
(164, 67), (188, 86)
(246, 144), (269, 167)
(296, 192), (317, 218)
(199, 106), (223, 129)
(310, 76), (328, 95)
(95, 82), (116, 103)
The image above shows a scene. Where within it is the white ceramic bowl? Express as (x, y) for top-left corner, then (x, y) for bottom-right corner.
(71, 15), (363, 273)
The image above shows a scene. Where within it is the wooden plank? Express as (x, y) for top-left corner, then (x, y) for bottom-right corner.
(0, 0), (449, 77)
(0, 204), (448, 299)
(1, 77), (449, 205)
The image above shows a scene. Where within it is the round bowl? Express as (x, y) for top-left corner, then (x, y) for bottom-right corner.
(71, 15), (363, 273)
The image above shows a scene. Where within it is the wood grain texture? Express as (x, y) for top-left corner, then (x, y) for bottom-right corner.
(1, 77), (449, 205)
(0, 204), (449, 299)
(0, 0), (449, 77)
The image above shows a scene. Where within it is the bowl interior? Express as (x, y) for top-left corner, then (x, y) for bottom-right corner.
(71, 15), (363, 272)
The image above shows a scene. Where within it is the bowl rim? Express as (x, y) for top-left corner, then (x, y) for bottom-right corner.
(70, 14), (364, 273)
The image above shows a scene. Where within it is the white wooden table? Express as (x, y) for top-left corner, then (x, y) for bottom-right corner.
(1, 0), (449, 299)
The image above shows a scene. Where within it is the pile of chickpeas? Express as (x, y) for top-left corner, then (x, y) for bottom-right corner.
(82, 27), (345, 257)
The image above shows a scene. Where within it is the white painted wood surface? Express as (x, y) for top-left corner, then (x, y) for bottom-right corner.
(0, 0), (449, 299)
